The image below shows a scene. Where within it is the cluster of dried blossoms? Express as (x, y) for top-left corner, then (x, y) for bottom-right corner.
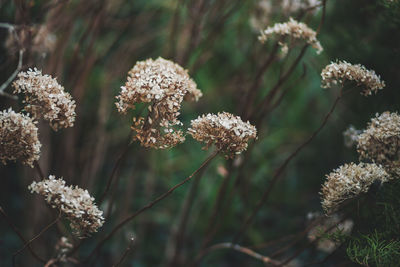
(321, 61), (385, 96)
(29, 175), (104, 237)
(321, 163), (389, 213)
(259, 18), (323, 54)
(321, 110), (400, 212)
(0, 108), (41, 167)
(116, 57), (202, 149)
(357, 112), (400, 174)
(13, 68), (76, 131)
(188, 112), (257, 158)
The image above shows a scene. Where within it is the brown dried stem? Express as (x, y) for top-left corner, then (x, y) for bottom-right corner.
(164, 166), (209, 266)
(0, 23), (22, 100)
(12, 211), (61, 265)
(83, 150), (219, 263)
(112, 237), (135, 267)
(233, 91), (342, 244)
(0, 205), (46, 264)
(98, 135), (133, 205)
(199, 242), (283, 266)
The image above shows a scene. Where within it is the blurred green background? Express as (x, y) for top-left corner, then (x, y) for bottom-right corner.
(0, 0), (399, 266)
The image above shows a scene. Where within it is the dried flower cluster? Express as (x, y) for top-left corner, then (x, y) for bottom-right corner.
(343, 125), (361, 148)
(357, 112), (400, 171)
(29, 175), (104, 237)
(321, 61), (385, 96)
(13, 68), (76, 131)
(321, 163), (389, 213)
(259, 18), (323, 54)
(188, 112), (257, 157)
(116, 57), (202, 149)
(0, 109), (41, 167)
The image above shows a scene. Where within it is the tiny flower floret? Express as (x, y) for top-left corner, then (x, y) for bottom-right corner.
(188, 112), (257, 157)
(0, 108), (41, 167)
(13, 68), (76, 131)
(29, 175), (104, 237)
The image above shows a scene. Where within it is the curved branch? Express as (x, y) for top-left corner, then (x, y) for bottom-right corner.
(0, 206), (46, 264)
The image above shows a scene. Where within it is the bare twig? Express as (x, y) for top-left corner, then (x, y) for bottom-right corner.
(33, 161), (45, 181)
(0, 23), (22, 100)
(199, 242), (283, 266)
(13, 211), (61, 265)
(112, 237), (135, 267)
(98, 136), (133, 205)
(233, 92), (342, 244)
(83, 150), (220, 263)
(0, 205), (46, 264)
(164, 165), (209, 266)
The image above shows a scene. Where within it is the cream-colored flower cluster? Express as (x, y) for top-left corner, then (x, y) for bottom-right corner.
(116, 57), (202, 149)
(321, 61), (385, 96)
(188, 112), (257, 157)
(357, 112), (400, 172)
(13, 68), (76, 131)
(29, 175), (104, 237)
(0, 108), (41, 167)
(322, 111), (400, 213)
(321, 163), (389, 213)
(259, 18), (323, 54)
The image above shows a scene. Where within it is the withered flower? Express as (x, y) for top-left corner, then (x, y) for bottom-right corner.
(116, 57), (201, 149)
(29, 175), (104, 237)
(321, 61), (385, 95)
(188, 112), (257, 157)
(0, 108), (41, 167)
(13, 68), (76, 131)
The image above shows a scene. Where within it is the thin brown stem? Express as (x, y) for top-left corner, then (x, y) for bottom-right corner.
(98, 135), (132, 205)
(164, 166), (208, 266)
(33, 161), (45, 181)
(199, 242), (282, 266)
(12, 211), (61, 265)
(281, 215), (347, 266)
(253, 44), (309, 123)
(233, 92), (342, 244)
(0, 205), (46, 264)
(0, 23), (22, 100)
(112, 237), (135, 267)
(198, 160), (234, 252)
(84, 150), (219, 263)
(242, 42), (280, 118)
